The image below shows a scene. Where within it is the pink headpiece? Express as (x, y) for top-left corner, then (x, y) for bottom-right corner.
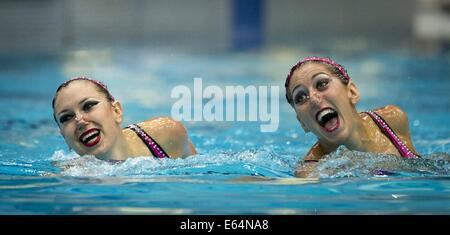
(52, 76), (115, 125)
(52, 76), (115, 108)
(284, 57), (350, 89)
(284, 56), (350, 103)
(64, 77), (113, 100)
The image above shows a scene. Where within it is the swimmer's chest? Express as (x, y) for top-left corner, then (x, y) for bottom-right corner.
(122, 128), (155, 157)
(364, 118), (405, 157)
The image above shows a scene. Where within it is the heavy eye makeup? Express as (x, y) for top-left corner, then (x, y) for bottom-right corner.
(82, 100), (99, 111)
(313, 75), (331, 91)
(293, 87), (309, 105)
(57, 100), (100, 124)
(58, 113), (74, 124)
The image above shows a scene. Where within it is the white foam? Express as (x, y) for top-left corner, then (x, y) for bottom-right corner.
(50, 149), (293, 178)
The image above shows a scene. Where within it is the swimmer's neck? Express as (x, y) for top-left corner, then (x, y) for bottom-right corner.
(319, 111), (371, 153)
(96, 133), (132, 161)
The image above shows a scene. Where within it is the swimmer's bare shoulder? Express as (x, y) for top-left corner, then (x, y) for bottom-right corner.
(373, 105), (408, 133)
(138, 117), (197, 158)
(294, 142), (324, 178)
(373, 105), (419, 155)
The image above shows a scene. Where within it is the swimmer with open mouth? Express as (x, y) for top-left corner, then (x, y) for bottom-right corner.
(52, 77), (196, 161)
(284, 57), (420, 177)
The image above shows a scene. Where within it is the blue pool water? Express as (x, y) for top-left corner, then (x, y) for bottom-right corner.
(0, 45), (449, 214)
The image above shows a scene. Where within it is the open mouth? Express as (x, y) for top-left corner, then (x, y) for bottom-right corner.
(79, 128), (101, 147)
(316, 108), (340, 132)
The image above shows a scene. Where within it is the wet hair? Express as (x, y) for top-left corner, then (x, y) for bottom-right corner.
(52, 77), (115, 124)
(284, 57), (350, 105)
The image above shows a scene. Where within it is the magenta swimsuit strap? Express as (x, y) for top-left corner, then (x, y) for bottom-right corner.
(127, 124), (169, 159)
(364, 111), (419, 159)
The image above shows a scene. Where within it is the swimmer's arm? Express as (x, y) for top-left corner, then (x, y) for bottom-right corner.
(375, 105), (420, 155)
(294, 142), (323, 178)
(170, 120), (198, 157)
(141, 117), (197, 158)
(187, 139), (197, 156)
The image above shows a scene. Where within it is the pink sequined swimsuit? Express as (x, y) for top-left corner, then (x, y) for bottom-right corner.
(364, 111), (420, 159)
(127, 124), (169, 158)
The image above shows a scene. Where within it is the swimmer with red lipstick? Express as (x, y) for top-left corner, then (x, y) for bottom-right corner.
(52, 77), (196, 161)
(284, 57), (420, 177)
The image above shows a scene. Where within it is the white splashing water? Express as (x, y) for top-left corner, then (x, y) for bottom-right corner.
(312, 146), (450, 178)
(50, 149), (294, 178)
(50, 147), (450, 179)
